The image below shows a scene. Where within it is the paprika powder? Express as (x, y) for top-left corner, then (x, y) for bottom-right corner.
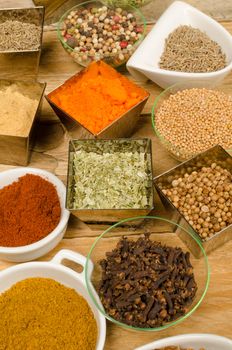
(0, 174), (61, 247)
(48, 61), (149, 135)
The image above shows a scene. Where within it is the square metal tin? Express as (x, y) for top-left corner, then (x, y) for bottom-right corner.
(46, 66), (149, 139)
(0, 79), (46, 166)
(154, 145), (232, 258)
(0, 6), (44, 80)
(66, 138), (154, 224)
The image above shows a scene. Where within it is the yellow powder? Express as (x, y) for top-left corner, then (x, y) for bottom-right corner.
(0, 84), (38, 136)
(0, 278), (98, 350)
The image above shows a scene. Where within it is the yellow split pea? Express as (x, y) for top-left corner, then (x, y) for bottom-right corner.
(0, 278), (97, 350)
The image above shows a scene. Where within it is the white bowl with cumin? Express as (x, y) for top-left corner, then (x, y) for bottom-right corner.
(127, 1), (232, 89)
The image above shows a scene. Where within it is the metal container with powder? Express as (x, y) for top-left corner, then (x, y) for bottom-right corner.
(0, 79), (46, 166)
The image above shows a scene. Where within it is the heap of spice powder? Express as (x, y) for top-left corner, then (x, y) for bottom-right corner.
(0, 278), (97, 350)
(0, 174), (61, 247)
(49, 61), (148, 135)
(159, 25), (226, 73)
(155, 88), (232, 159)
(0, 84), (38, 136)
(0, 20), (41, 51)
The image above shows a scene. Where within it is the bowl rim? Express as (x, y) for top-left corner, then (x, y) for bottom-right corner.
(57, 0), (147, 57)
(85, 215), (210, 332)
(0, 167), (70, 254)
(133, 333), (232, 350)
(151, 82), (232, 159)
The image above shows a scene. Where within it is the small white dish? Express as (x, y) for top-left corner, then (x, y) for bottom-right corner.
(134, 333), (232, 350)
(0, 167), (70, 262)
(0, 249), (106, 350)
(127, 1), (232, 89)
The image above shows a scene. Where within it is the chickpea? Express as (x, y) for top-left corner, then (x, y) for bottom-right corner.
(162, 164), (232, 241)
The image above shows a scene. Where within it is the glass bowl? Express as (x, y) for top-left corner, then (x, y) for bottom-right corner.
(152, 82), (232, 162)
(57, 0), (146, 68)
(85, 216), (210, 332)
(101, 0), (152, 8)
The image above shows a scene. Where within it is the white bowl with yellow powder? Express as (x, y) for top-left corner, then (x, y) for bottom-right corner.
(127, 1), (232, 88)
(0, 249), (106, 350)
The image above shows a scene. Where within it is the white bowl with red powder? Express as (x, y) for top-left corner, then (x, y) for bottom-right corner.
(0, 167), (70, 262)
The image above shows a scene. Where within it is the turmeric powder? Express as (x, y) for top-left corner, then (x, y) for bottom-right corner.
(0, 278), (98, 350)
(49, 61), (148, 135)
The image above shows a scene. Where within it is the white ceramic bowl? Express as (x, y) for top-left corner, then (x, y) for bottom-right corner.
(0, 167), (70, 262)
(127, 1), (232, 89)
(0, 249), (106, 350)
(134, 334), (232, 350)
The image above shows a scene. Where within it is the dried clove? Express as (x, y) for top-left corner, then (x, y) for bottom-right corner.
(98, 234), (197, 328)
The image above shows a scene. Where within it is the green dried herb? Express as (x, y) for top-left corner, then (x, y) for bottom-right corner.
(71, 140), (152, 209)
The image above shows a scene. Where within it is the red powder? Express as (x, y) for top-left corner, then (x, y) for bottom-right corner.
(0, 174), (61, 247)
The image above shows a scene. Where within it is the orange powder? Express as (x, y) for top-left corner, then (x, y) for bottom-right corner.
(49, 61), (148, 135)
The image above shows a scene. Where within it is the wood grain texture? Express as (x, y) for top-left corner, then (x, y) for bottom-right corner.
(0, 0), (34, 8)
(33, 0), (232, 23)
(0, 2), (231, 348)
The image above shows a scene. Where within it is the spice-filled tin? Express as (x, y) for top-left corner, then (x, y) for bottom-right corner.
(0, 79), (46, 166)
(154, 145), (232, 258)
(46, 61), (149, 139)
(0, 6), (44, 81)
(66, 138), (154, 224)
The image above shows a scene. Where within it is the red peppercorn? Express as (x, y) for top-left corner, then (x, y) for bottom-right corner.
(113, 15), (120, 23)
(135, 26), (143, 33)
(120, 41), (128, 49)
(112, 24), (119, 30)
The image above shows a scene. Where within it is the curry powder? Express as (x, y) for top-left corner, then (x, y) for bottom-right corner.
(0, 278), (98, 350)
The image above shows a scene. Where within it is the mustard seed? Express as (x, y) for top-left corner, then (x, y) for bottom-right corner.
(155, 88), (232, 160)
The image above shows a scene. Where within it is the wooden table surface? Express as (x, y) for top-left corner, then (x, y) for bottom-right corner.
(1, 1), (232, 349)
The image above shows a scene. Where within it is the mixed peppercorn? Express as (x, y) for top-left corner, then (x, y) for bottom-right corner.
(61, 5), (143, 66)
